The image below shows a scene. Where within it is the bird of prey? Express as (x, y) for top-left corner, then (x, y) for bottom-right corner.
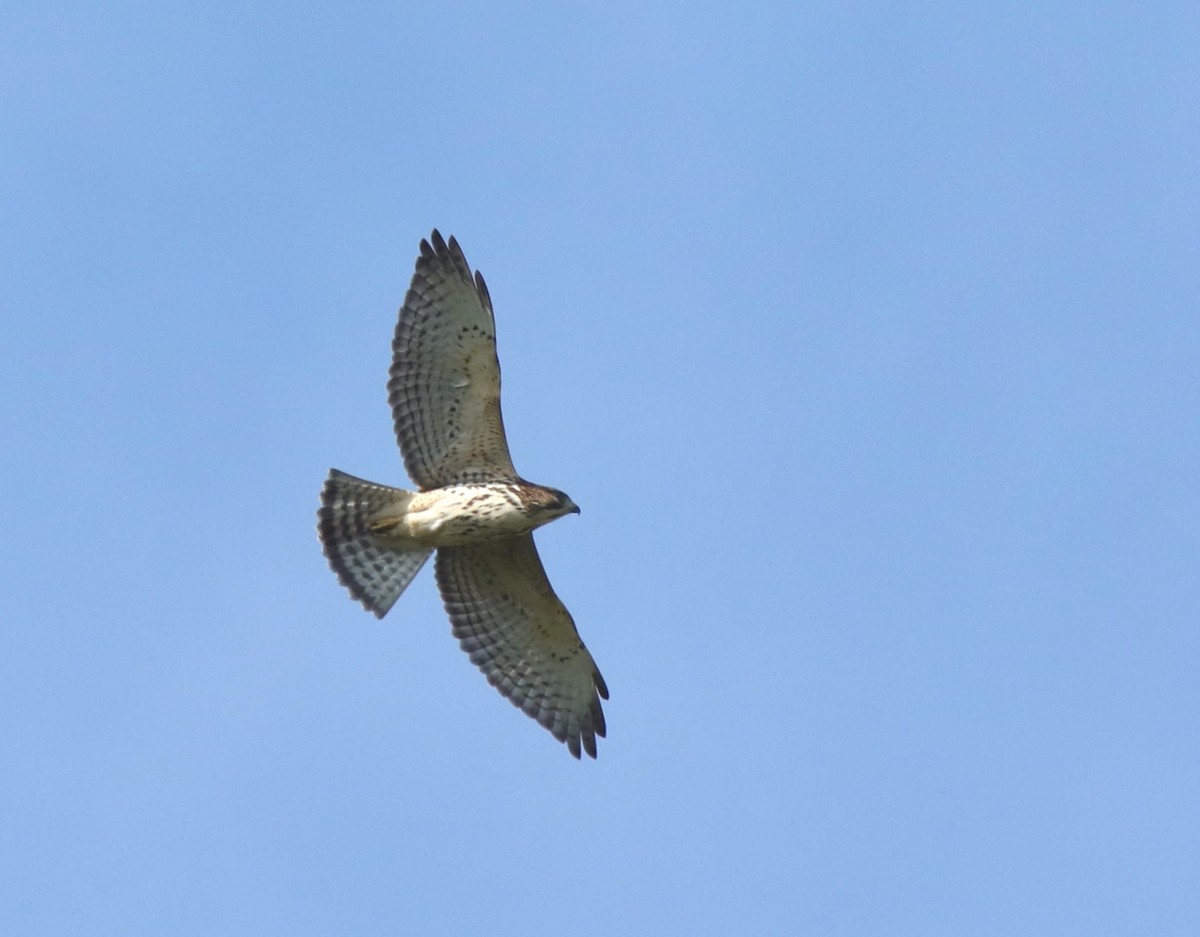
(317, 231), (607, 758)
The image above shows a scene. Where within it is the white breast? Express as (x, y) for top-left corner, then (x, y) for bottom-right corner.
(398, 484), (532, 546)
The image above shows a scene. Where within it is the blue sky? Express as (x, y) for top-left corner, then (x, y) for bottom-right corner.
(3, 2), (1198, 934)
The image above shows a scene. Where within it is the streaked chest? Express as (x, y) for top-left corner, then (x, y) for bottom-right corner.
(402, 483), (533, 545)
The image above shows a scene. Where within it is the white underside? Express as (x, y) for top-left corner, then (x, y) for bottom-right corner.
(372, 484), (538, 547)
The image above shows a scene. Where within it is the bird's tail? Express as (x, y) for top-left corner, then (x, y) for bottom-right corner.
(318, 469), (432, 618)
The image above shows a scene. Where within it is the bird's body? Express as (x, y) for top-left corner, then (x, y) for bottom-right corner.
(348, 477), (577, 548)
(317, 231), (607, 759)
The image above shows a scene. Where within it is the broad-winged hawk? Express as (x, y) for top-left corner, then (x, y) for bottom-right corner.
(318, 231), (607, 759)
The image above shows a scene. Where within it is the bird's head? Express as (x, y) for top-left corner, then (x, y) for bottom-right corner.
(529, 485), (580, 520)
(547, 488), (581, 518)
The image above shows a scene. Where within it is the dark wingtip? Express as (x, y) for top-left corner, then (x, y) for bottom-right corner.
(594, 667), (610, 700)
(474, 270), (491, 310)
(415, 230), (478, 294)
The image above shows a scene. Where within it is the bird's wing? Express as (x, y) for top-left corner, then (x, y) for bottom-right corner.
(435, 534), (608, 758)
(388, 231), (517, 489)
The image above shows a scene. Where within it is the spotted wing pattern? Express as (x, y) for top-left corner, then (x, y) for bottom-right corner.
(318, 469), (433, 618)
(435, 534), (608, 758)
(388, 231), (517, 489)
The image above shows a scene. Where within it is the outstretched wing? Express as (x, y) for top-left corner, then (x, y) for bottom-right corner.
(388, 231), (517, 489)
(435, 535), (608, 759)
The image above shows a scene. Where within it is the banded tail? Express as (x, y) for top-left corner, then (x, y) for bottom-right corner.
(318, 469), (432, 618)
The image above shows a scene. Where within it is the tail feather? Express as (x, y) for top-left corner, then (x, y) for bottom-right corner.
(318, 469), (432, 617)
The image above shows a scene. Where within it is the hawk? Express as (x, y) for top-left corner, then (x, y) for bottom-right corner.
(317, 230), (608, 758)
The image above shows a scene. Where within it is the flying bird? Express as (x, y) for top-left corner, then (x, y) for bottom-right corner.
(317, 230), (607, 758)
